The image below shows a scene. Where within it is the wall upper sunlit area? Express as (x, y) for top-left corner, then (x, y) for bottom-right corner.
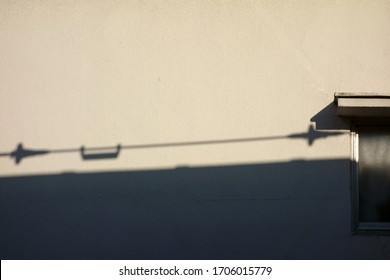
(1, 0), (389, 176)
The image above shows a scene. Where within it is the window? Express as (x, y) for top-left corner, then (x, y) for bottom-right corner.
(334, 93), (390, 233)
(352, 124), (390, 232)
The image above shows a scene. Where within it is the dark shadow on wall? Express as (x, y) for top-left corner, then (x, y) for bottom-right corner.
(311, 102), (350, 130)
(2, 158), (389, 260)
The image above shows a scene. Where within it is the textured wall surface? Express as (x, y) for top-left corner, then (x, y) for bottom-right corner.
(1, 0), (390, 259)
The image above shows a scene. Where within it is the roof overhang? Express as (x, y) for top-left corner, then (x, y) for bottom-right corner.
(334, 92), (390, 117)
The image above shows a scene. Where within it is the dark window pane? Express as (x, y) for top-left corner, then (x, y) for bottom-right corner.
(359, 128), (390, 222)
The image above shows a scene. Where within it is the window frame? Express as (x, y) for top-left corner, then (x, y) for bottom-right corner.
(351, 119), (390, 234)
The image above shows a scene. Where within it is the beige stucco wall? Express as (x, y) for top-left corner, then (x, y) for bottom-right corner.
(2, 0), (390, 260)
(3, 0), (390, 176)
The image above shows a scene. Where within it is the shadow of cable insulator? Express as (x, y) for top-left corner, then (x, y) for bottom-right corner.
(80, 144), (121, 160)
(10, 143), (50, 164)
(0, 125), (345, 165)
(287, 125), (345, 146)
